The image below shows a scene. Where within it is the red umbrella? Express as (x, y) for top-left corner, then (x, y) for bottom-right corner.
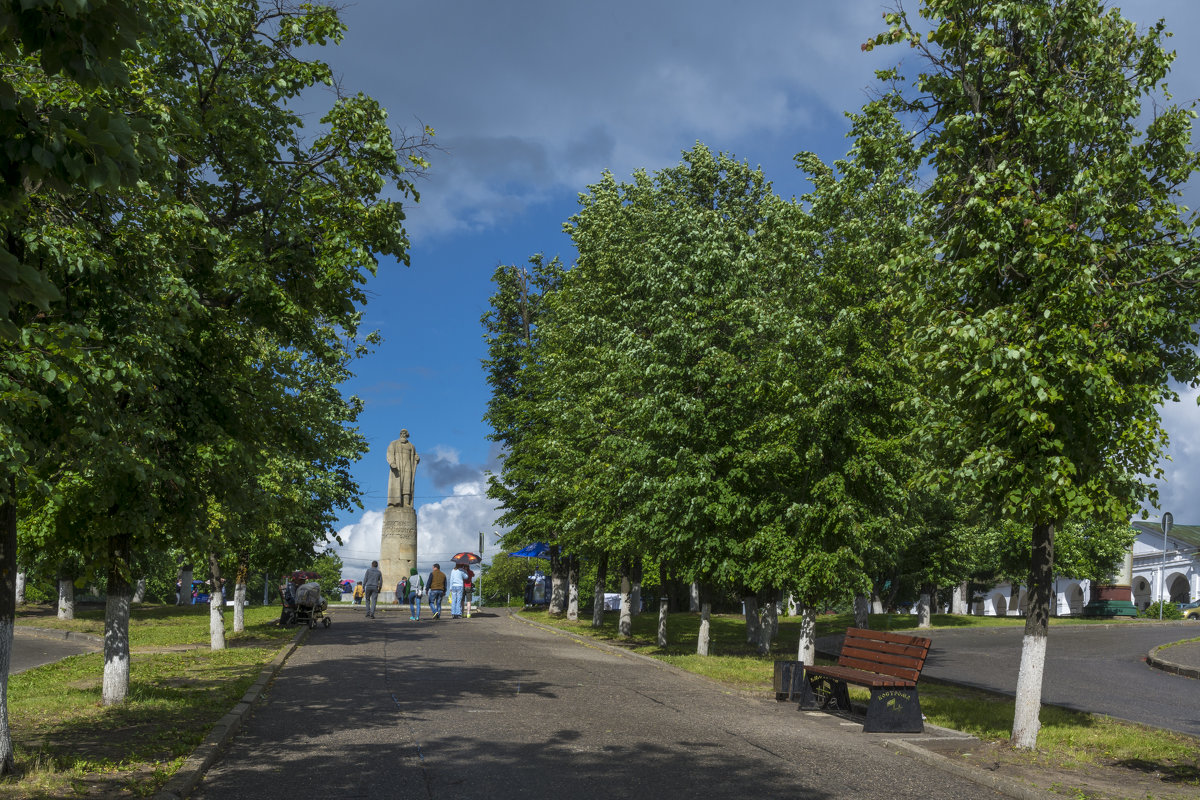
(451, 552), (481, 564)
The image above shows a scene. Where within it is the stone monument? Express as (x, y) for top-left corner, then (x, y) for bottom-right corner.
(380, 429), (419, 599)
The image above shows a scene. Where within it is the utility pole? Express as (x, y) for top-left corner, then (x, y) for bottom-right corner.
(1160, 512), (1173, 619)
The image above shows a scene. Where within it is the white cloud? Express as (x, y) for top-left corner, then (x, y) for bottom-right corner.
(327, 480), (506, 581)
(417, 479), (505, 570)
(1153, 386), (1200, 522)
(328, 509), (385, 580)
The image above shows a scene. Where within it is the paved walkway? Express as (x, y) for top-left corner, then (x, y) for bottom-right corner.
(190, 608), (1010, 800)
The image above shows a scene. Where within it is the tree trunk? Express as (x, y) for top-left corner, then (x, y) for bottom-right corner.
(917, 584), (933, 628)
(618, 557), (632, 638)
(57, 574), (75, 620)
(657, 563), (669, 647)
(132, 577), (146, 604)
(566, 556), (579, 621)
(0, 501), (19, 773)
(233, 553), (249, 633)
(951, 581), (968, 615)
(548, 545), (566, 615)
(689, 581), (700, 612)
(630, 561), (642, 616)
(743, 593), (760, 644)
(853, 593), (870, 629)
(591, 551), (608, 628)
(13, 572), (24, 605)
(177, 564), (192, 605)
(102, 535), (132, 706)
(208, 553), (226, 651)
(1012, 522), (1055, 749)
(757, 590), (777, 655)
(796, 600), (816, 665)
(696, 584), (712, 656)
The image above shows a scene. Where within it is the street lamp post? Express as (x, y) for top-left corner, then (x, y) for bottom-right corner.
(1160, 512), (1173, 619)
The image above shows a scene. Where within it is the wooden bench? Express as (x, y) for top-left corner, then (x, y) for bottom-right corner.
(793, 628), (931, 733)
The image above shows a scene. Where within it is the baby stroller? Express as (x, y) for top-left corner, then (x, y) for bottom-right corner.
(293, 581), (331, 629)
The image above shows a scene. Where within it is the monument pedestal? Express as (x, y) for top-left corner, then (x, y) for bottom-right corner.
(380, 505), (417, 599)
(1082, 584), (1138, 617)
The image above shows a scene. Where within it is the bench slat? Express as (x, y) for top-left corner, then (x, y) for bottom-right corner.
(806, 664), (914, 688)
(837, 655), (921, 683)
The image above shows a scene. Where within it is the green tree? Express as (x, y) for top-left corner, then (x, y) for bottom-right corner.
(773, 101), (925, 658)
(875, 0), (1200, 748)
(551, 146), (806, 652)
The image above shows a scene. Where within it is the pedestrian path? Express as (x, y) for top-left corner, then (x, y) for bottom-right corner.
(190, 610), (1010, 800)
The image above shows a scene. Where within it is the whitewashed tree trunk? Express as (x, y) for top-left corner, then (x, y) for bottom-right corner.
(549, 545), (566, 615)
(743, 594), (760, 644)
(767, 590), (780, 640)
(13, 573), (24, 605)
(102, 538), (132, 706)
(618, 565), (633, 638)
(871, 591), (884, 614)
(210, 592), (226, 650)
(233, 582), (246, 633)
(208, 554), (225, 650)
(696, 587), (711, 656)
(796, 602), (816, 665)
(658, 593), (669, 647)
(177, 565), (192, 605)
(853, 593), (870, 629)
(132, 577), (146, 604)
(57, 577), (75, 620)
(566, 559), (580, 621)
(592, 552), (607, 628)
(952, 582), (968, 615)
(757, 593), (777, 655)
(630, 562), (642, 616)
(1012, 522), (1055, 749)
(689, 581), (700, 612)
(917, 586), (933, 628)
(786, 593), (797, 616)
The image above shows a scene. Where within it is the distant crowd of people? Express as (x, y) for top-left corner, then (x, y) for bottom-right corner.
(392, 562), (473, 620)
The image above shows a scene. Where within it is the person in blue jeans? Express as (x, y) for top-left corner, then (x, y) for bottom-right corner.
(449, 563), (466, 618)
(403, 567), (423, 620)
(426, 563), (447, 619)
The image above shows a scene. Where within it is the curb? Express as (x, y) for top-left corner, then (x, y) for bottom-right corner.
(152, 625), (309, 800)
(15, 625), (103, 646)
(510, 612), (1062, 800)
(882, 739), (1060, 800)
(1146, 643), (1200, 680)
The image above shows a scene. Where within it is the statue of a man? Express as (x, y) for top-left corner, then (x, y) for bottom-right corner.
(386, 429), (420, 507)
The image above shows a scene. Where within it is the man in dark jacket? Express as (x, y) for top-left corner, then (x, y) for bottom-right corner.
(363, 560), (383, 618)
(426, 563), (447, 619)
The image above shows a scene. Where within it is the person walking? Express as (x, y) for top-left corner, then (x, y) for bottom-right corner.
(363, 560), (383, 618)
(426, 563), (447, 619)
(353, 582), (364, 605)
(449, 563), (466, 619)
(463, 568), (474, 619)
(398, 568), (423, 620)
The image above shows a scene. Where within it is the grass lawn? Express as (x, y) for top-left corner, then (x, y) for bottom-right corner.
(6, 603), (295, 798)
(524, 608), (1200, 800)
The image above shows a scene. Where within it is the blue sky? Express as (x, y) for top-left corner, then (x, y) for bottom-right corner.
(319, 1), (1200, 579)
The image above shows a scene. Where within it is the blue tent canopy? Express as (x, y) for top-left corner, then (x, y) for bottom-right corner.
(509, 542), (551, 558)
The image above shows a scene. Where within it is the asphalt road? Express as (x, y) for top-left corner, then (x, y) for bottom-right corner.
(193, 609), (1009, 800)
(905, 624), (1200, 737)
(11, 628), (99, 674)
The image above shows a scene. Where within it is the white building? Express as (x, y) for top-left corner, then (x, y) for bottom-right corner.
(973, 520), (1200, 616)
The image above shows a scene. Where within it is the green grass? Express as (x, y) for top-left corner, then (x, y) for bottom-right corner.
(5, 604), (294, 797)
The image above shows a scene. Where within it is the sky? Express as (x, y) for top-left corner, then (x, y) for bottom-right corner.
(314, 1), (1200, 580)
